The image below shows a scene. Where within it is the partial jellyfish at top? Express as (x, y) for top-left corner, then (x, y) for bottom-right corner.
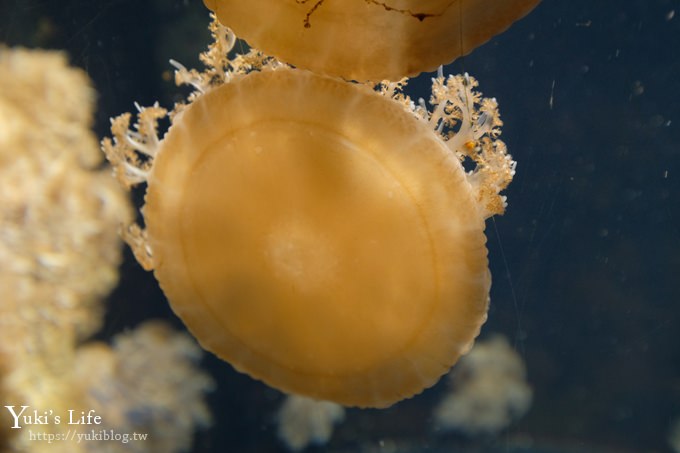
(202, 0), (542, 80)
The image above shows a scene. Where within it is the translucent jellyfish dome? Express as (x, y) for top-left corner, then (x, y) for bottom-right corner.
(202, 0), (542, 80)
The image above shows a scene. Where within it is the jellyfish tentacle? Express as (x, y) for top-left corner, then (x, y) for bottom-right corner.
(121, 224), (154, 271)
(428, 74), (514, 217)
(170, 59), (208, 94)
(170, 16), (239, 97)
(373, 71), (514, 218)
(102, 104), (166, 189)
(102, 104), (166, 270)
(170, 15), (284, 110)
(102, 114), (148, 188)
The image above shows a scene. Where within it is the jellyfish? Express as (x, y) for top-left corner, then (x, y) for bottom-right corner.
(202, 0), (542, 80)
(103, 17), (516, 408)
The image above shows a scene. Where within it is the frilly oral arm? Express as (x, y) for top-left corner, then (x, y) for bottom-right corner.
(101, 103), (167, 189)
(102, 103), (166, 270)
(429, 73), (515, 218)
(376, 70), (515, 218)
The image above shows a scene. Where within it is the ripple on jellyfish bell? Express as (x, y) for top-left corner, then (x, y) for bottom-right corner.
(103, 20), (515, 408)
(202, 0), (542, 81)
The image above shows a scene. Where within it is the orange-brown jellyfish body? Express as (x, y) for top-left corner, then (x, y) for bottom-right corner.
(151, 69), (490, 408)
(103, 22), (515, 408)
(202, 0), (542, 80)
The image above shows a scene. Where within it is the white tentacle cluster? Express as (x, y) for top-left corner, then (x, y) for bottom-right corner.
(377, 71), (515, 217)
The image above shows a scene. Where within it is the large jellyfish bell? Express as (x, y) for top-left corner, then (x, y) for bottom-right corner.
(104, 9), (521, 407)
